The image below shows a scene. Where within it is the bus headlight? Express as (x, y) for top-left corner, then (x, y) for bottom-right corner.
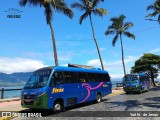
(37, 92), (46, 97)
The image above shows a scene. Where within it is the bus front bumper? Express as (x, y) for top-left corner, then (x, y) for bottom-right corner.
(21, 93), (48, 109)
(123, 86), (140, 92)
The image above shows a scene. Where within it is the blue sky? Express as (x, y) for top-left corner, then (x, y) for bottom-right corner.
(0, 0), (160, 80)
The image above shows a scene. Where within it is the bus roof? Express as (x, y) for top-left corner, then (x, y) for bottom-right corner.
(125, 73), (148, 77)
(36, 66), (109, 74)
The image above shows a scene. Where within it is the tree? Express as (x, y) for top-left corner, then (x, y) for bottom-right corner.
(19, 0), (74, 66)
(145, 0), (160, 23)
(105, 15), (135, 76)
(71, 0), (108, 70)
(131, 53), (160, 86)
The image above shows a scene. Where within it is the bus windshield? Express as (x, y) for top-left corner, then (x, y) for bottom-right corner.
(24, 69), (52, 89)
(124, 75), (138, 81)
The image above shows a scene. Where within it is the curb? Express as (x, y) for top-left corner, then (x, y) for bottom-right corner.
(0, 98), (20, 103)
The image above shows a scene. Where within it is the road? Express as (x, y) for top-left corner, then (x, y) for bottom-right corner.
(14, 86), (160, 120)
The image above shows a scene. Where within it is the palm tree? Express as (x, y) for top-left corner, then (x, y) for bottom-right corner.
(146, 0), (160, 23)
(71, 0), (108, 70)
(19, 0), (74, 66)
(105, 15), (135, 76)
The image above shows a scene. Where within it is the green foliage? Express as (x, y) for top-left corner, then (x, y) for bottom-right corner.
(71, 0), (108, 24)
(131, 53), (160, 73)
(131, 53), (160, 86)
(105, 15), (135, 46)
(105, 14), (135, 76)
(71, 0), (107, 70)
(146, 0), (160, 23)
(19, 0), (74, 24)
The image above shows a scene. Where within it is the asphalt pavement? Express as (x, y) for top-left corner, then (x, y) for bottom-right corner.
(13, 86), (160, 120)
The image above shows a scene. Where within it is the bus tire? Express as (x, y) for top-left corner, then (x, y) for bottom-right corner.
(96, 93), (102, 103)
(53, 101), (63, 113)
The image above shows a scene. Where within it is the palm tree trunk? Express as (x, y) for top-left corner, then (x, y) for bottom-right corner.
(120, 34), (126, 76)
(89, 14), (104, 70)
(49, 22), (58, 66)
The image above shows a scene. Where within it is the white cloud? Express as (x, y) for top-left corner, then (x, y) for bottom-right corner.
(99, 48), (106, 52)
(87, 56), (139, 79)
(147, 48), (160, 54)
(110, 74), (123, 79)
(58, 51), (77, 61)
(0, 57), (47, 73)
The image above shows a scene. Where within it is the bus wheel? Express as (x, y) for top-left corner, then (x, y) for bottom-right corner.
(53, 101), (62, 113)
(96, 93), (102, 103)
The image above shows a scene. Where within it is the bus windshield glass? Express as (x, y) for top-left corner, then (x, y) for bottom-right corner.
(124, 75), (138, 81)
(24, 69), (52, 89)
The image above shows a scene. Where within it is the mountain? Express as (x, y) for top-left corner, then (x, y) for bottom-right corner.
(0, 72), (33, 85)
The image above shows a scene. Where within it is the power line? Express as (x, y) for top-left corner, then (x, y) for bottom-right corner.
(57, 25), (160, 42)
(134, 26), (160, 33)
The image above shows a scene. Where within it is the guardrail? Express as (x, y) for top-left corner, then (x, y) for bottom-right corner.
(0, 83), (123, 99)
(0, 88), (22, 99)
(116, 83), (123, 87)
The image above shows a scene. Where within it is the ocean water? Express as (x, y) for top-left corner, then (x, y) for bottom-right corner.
(111, 80), (122, 88)
(0, 86), (23, 99)
(0, 81), (121, 99)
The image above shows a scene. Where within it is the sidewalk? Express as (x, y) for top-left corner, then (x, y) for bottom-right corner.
(0, 97), (20, 103)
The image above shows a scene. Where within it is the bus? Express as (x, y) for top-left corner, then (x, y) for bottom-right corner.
(123, 73), (151, 94)
(21, 66), (112, 112)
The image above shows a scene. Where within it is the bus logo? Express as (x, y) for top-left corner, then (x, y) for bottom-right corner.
(52, 88), (64, 94)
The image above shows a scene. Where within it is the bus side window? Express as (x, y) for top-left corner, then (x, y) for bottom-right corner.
(97, 74), (105, 82)
(105, 74), (110, 82)
(50, 72), (63, 86)
(64, 72), (77, 83)
(88, 73), (97, 82)
(78, 72), (88, 83)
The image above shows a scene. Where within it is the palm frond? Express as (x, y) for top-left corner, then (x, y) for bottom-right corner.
(123, 22), (133, 31)
(79, 0), (88, 6)
(146, 11), (159, 17)
(105, 30), (116, 36)
(107, 25), (116, 30)
(19, 0), (44, 7)
(147, 5), (156, 11)
(110, 17), (118, 22)
(158, 14), (160, 22)
(53, 0), (74, 19)
(92, 8), (108, 17)
(92, 0), (104, 8)
(79, 12), (89, 24)
(19, 0), (28, 6)
(123, 32), (135, 40)
(71, 2), (85, 11)
(44, 3), (53, 24)
(119, 14), (126, 27)
(112, 33), (119, 47)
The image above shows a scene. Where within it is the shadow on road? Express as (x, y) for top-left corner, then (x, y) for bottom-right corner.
(149, 86), (160, 91)
(19, 98), (109, 117)
(104, 100), (142, 111)
(104, 86), (160, 110)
